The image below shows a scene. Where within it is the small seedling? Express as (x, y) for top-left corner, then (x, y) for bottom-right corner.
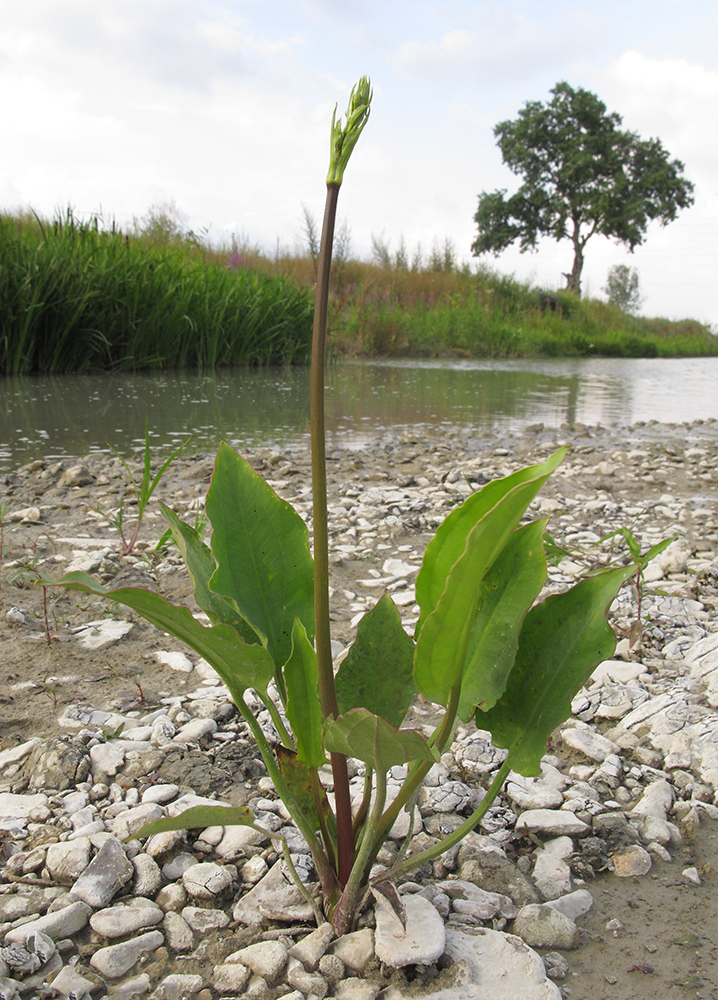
(109, 422), (189, 555)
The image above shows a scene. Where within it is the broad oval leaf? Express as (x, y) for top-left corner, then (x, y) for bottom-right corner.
(159, 502), (265, 646)
(457, 518), (548, 722)
(325, 708), (437, 776)
(415, 447), (566, 634)
(206, 442), (314, 674)
(335, 592), (416, 728)
(479, 564), (635, 775)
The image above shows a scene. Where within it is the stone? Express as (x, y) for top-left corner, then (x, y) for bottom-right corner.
(213, 964), (250, 994)
(155, 974), (205, 999)
(515, 809), (589, 837)
(374, 892), (446, 968)
(3, 900), (91, 944)
(163, 911), (195, 952)
(329, 928), (375, 974)
(90, 929), (164, 978)
(141, 784), (180, 805)
(561, 726), (620, 762)
(46, 964), (97, 997)
(181, 906), (230, 933)
(71, 836), (134, 908)
(0, 792), (49, 822)
(288, 922), (334, 970)
(458, 853), (540, 906)
(226, 941), (288, 984)
(546, 889), (593, 921)
(181, 862), (233, 900)
(513, 904), (580, 950)
(611, 845), (652, 877)
(531, 852), (572, 901)
(111, 802), (164, 841)
(131, 852), (163, 897)
(287, 959), (329, 998)
(90, 900), (164, 938)
(155, 650), (194, 673)
(44, 838), (91, 883)
(233, 860), (315, 926)
(332, 982), (380, 1000)
(439, 927), (561, 1000)
(24, 738), (91, 792)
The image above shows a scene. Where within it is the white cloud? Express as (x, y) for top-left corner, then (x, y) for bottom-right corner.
(392, 4), (601, 82)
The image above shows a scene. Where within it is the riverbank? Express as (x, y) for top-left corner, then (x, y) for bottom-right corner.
(1, 420), (718, 999)
(2, 210), (716, 375)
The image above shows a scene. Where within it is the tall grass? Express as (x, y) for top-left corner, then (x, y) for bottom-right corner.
(1, 208), (715, 373)
(0, 210), (313, 374)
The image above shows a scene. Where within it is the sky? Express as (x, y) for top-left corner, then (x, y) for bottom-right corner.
(1, 0), (717, 326)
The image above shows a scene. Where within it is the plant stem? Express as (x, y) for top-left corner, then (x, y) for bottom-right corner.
(311, 181), (353, 887)
(380, 757), (512, 882)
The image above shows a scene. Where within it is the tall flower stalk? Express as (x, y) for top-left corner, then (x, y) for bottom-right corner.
(311, 77), (372, 888)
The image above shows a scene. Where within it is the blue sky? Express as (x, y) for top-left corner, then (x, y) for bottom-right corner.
(1, 0), (716, 324)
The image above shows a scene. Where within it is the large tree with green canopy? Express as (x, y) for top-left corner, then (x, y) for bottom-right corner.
(471, 82), (694, 295)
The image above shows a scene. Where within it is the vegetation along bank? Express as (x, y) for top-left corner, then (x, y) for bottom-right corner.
(1, 208), (716, 376)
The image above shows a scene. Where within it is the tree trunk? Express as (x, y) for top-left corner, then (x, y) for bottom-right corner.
(563, 222), (584, 296)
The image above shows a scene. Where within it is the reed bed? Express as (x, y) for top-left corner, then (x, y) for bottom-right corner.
(1, 209), (715, 373)
(0, 212), (313, 374)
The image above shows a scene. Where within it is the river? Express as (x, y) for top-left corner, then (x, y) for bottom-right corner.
(2, 356), (718, 470)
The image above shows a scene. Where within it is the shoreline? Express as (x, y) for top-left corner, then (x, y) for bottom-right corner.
(1, 419), (718, 999)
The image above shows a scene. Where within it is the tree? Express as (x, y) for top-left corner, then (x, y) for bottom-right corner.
(472, 82), (694, 295)
(604, 264), (643, 313)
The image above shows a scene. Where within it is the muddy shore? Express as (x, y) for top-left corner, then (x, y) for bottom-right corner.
(1, 418), (718, 1000)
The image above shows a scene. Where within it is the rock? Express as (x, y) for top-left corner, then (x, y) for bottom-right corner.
(213, 963), (250, 994)
(73, 619), (133, 650)
(226, 941), (288, 984)
(163, 911), (195, 952)
(3, 900), (91, 944)
(459, 852), (540, 906)
(374, 892), (446, 968)
(0, 792), (49, 822)
(515, 810), (589, 837)
(181, 862), (233, 900)
(332, 981), (380, 1000)
(71, 836), (134, 907)
(90, 929), (164, 978)
(154, 973), (205, 999)
(233, 860), (316, 926)
(531, 851), (572, 901)
(21, 736), (92, 792)
(1, 931), (55, 975)
(611, 845), (652, 876)
(545, 889), (593, 921)
(111, 802), (164, 840)
(45, 838), (91, 883)
(181, 905), (230, 933)
(440, 926), (562, 999)
(45, 964), (97, 997)
(330, 928), (375, 974)
(288, 922), (334, 970)
(561, 726), (620, 762)
(155, 650), (194, 673)
(90, 743), (127, 777)
(89, 900), (164, 937)
(131, 852), (163, 897)
(513, 904), (580, 950)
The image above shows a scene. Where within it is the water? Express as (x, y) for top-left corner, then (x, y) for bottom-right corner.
(2, 357), (718, 470)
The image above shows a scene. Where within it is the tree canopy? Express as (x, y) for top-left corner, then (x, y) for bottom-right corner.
(471, 82), (695, 295)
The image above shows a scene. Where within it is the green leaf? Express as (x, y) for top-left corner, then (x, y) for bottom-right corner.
(415, 447), (566, 634)
(480, 564), (635, 775)
(159, 502), (263, 646)
(276, 745), (329, 839)
(335, 593), (416, 728)
(134, 804), (256, 840)
(46, 572), (274, 704)
(206, 442), (314, 675)
(325, 708), (437, 775)
(284, 619), (326, 768)
(458, 519), (548, 722)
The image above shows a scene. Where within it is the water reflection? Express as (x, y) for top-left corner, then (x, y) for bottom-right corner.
(1, 357), (717, 470)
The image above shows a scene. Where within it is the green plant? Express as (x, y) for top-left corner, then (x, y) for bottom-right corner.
(108, 424), (188, 555)
(46, 79), (635, 934)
